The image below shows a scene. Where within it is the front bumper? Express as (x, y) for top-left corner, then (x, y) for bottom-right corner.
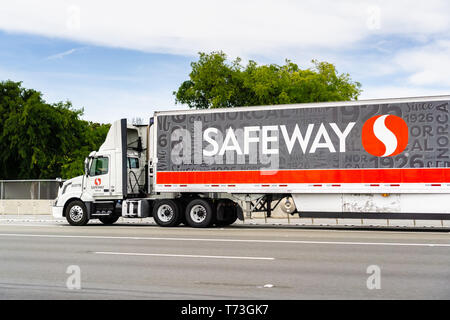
(52, 206), (64, 218)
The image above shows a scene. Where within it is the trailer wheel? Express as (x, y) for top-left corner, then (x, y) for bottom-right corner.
(99, 215), (120, 225)
(185, 199), (214, 228)
(153, 199), (182, 227)
(65, 200), (89, 226)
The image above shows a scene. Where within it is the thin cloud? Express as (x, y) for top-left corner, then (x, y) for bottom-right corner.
(45, 48), (78, 60)
(394, 41), (450, 87)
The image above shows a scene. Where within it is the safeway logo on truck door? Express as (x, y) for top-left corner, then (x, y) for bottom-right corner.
(94, 178), (102, 186)
(362, 114), (409, 157)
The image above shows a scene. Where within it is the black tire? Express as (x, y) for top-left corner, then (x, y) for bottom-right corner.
(99, 215), (120, 225)
(177, 199), (189, 225)
(185, 199), (215, 228)
(216, 206), (238, 227)
(65, 200), (89, 226)
(152, 199), (182, 227)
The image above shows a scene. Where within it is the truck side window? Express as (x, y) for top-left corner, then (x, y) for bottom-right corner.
(128, 157), (139, 169)
(89, 157), (109, 176)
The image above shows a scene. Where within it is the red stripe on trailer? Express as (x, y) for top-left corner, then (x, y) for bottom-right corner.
(156, 168), (450, 185)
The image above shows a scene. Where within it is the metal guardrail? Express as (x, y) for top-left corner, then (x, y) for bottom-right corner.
(0, 180), (61, 200)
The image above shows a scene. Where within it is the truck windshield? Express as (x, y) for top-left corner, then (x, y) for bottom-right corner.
(89, 157), (109, 176)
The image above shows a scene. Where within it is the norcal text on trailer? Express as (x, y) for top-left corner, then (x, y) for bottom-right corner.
(52, 95), (450, 227)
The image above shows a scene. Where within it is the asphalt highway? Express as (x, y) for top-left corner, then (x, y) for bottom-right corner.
(0, 220), (449, 299)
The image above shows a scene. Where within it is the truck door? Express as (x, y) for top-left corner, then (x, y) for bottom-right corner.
(86, 155), (111, 199)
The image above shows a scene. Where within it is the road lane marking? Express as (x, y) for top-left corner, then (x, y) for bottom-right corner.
(0, 233), (449, 247)
(1, 220), (449, 235)
(93, 251), (274, 260)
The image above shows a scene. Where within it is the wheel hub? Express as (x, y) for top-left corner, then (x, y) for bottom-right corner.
(69, 205), (84, 222)
(190, 204), (207, 223)
(157, 204), (174, 222)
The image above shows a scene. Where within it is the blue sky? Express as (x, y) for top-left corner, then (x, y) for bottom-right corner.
(1, 1), (449, 123)
(0, 31), (193, 122)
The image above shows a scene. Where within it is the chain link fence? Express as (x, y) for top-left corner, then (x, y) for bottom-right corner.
(0, 180), (61, 200)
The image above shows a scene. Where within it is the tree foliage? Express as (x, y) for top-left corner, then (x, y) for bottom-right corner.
(174, 51), (362, 109)
(0, 80), (110, 179)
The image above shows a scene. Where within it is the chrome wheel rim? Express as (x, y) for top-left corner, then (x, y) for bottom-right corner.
(69, 205), (84, 222)
(190, 204), (207, 223)
(157, 204), (174, 222)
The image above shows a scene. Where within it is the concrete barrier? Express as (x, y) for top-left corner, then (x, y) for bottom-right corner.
(0, 200), (53, 215)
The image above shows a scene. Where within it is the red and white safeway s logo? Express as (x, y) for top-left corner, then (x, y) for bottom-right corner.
(362, 114), (409, 157)
(94, 178), (102, 186)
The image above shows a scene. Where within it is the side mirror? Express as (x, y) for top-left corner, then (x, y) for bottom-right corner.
(84, 157), (90, 177)
(56, 177), (63, 188)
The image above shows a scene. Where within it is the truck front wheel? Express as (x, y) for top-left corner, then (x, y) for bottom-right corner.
(185, 199), (214, 228)
(65, 200), (89, 226)
(153, 199), (182, 227)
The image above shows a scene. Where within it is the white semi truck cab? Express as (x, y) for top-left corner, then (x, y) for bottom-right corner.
(53, 96), (450, 227)
(53, 118), (244, 227)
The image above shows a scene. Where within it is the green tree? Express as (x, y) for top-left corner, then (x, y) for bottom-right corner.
(174, 51), (362, 109)
(0, 80), (110, 179)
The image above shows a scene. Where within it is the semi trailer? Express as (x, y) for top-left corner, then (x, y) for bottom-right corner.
(52, 95), (450, 227)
